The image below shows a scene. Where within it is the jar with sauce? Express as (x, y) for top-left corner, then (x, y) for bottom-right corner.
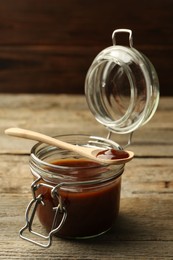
(19, 29), (159, 248)
(20, 135), (124, 247)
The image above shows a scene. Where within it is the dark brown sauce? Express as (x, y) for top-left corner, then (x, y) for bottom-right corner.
(53, 158), (99, 167)
(97, 148), (129, 160)
(35, 159), (121, 238)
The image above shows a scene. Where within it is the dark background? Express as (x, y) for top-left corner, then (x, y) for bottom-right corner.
(0, 0), (172, 96)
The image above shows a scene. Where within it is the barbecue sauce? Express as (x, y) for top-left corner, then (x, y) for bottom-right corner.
(35, 159), (122, 238)
(97, 148), (129, 160)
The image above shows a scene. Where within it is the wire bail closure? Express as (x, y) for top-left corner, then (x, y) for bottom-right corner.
(19, 174), (67, 248)
(106, 131), (134, 148)
(19, 173), (113, 248)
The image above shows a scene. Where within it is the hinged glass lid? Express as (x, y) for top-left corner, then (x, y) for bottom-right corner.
(85, 29), (159, 134)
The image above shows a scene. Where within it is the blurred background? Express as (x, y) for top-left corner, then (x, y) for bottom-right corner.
(0, 0), (172, 96)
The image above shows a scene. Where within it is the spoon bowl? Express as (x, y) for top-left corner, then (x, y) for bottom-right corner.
(5, 128), (134, 165)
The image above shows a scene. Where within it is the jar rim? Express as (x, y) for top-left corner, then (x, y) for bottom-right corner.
(29, 134), (124, 182)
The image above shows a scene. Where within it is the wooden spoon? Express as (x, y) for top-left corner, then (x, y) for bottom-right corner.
(5, 127), (134, 165)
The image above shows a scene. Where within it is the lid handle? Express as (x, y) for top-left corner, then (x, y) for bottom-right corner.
(112, 29), (133, 47)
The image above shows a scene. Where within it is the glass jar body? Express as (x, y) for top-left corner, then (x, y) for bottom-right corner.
(30, 134), (124, 239)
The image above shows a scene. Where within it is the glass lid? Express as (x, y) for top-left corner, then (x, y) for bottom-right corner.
(85, 29), (159, 134)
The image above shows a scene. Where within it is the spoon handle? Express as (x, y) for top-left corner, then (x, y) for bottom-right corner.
(5, 127), (77, 152)
(5, 128), (134, 165)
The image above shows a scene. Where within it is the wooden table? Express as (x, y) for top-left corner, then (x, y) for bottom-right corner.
(0, 94), (173, 259)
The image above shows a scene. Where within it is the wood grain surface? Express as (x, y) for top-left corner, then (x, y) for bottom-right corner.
(0, 94), (173, 259)
(0, 0), (172, 95)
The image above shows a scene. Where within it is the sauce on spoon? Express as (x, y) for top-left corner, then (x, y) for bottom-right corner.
(97, 149), (129, 160)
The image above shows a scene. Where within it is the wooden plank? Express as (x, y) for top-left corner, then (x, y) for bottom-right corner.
(0, 0), (172, 46)
(0, 194), (173, 259)
(122, 158), (173, 198)
(0, 95), (173, 259)
(0, 46), (172, 95)
(0, 239), (172, 259)
(0, 95), (172, 156)
(0, 0), (172, 94)
(0, 46), (93, 94)
(0, 154), (173, 256)
(0, 154), (172, 197)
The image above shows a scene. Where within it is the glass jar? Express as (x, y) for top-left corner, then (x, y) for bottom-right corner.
(20, 135), (124, 247)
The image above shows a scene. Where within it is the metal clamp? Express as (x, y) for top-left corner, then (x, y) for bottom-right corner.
(112, 29), (133, 48)
(19, 176), (67, 248)
(106, 131), (134, 148)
